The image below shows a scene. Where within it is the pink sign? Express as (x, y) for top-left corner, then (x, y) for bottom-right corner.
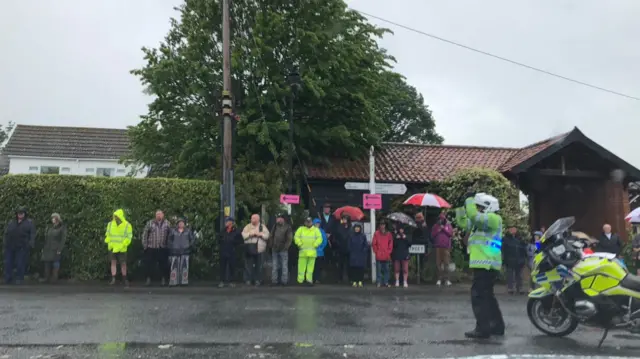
(280, 194), (300, 205)
(363, 194), (382, 210)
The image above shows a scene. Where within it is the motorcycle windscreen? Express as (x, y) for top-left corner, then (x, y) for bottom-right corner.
(540, 217), (575, 244)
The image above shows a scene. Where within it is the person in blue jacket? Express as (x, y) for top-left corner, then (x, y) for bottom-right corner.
(349, 223), (369, 287)
(313, 218), (328, 284)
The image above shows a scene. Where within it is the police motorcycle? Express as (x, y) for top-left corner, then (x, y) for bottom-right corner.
(528, 216), (640, 347)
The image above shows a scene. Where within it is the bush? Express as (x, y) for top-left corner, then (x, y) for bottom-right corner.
(432, 167), (529, 233)
(0, 175), (219, 280)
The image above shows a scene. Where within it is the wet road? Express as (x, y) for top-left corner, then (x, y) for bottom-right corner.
(0, 285), (638, 358)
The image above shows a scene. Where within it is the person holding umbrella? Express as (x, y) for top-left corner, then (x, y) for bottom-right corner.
(391, 222), (411, 288)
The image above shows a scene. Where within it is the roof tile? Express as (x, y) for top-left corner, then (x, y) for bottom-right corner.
(4, 125), (130, 160)
(498, 131), (570, 172)
(307, 131), (576, 183)
(306, 143), (519, 183)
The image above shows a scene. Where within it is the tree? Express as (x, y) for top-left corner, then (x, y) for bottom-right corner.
(128, 0), (442, 209)
(0, 122), (15, 147)
(380, 72), (443, 144)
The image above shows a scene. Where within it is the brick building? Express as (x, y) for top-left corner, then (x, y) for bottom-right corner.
(304, 127), (640, 239)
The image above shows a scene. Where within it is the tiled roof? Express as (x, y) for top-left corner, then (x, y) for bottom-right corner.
(498, 131), (570, 172)
(306, 144), (519, 183)
(3, 125), (130, 160)
(306, 130), (577, 183)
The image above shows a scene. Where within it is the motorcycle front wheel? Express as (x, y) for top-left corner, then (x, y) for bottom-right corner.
(527, 297), (579, 337)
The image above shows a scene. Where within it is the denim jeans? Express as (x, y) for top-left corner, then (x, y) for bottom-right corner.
(244, 253), (264, 284)
(271, 251), (289, 284)
(506, 264), (524, 292)
(376, 260), (390, 285)
(4, 246), (27, 283)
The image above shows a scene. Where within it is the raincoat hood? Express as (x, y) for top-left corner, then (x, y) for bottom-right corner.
(312, 218), (321, 225)
(51, 213), (62, 223)
(113, 209), (126, 222)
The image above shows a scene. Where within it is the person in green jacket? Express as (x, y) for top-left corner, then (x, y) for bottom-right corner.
(455, 192), (505, 339)
(294, 217), (323, 286)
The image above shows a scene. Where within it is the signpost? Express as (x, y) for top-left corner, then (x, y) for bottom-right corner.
(279, 194), (300, 205)
(368, 146), (376, 284)
(409, 245), (426, 285)
(344, 182), (407, 195)
(363, 194), (382, 210)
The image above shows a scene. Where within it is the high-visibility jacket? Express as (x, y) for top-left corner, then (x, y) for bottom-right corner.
(104, 209), (133, 253)
(294, 226), (322, 258)
(455, 197), (502, 270)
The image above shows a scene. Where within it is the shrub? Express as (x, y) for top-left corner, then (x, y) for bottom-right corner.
(0, 175), (219, 280)
(432, 167), (529, 234)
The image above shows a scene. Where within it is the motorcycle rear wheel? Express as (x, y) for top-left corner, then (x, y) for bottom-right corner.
(527, 297), (579, 337)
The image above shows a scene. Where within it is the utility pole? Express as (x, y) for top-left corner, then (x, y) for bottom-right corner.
(220, 0), (235, 227)
(288, 93), (294, 194)
(287, 68), (301, 206)
(369, 145), (376, 284)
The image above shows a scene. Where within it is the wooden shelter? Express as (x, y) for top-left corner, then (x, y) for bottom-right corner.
(305, 127), (640, 238)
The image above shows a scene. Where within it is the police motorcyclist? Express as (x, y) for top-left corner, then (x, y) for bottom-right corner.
(455, 192), (505, 339)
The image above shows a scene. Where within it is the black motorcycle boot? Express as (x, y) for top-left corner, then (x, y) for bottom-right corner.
(464, 329), (491, 339)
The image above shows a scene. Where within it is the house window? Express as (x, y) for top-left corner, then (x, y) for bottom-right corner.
(86, 168), (95, 173)
(40, 166), (60, 175)
(61, 167), (71, 173)
(28, 166), (39, 172)
(96, 168), (115, 177)
(116, 168), (126, 174)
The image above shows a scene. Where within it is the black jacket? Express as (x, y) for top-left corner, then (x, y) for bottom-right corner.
(392, 230), (411, 261)
(333, 223), (352, 254)
(412, 221), (430, 245)
(219, 226), (242, 258)
(4, 215), (36, 250)
(595, 233), (622, 255)
(319, 213), (336, 235)
(502, 233), (528, 267)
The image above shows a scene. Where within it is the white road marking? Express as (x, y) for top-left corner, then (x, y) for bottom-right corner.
(414, 356), (640, 359)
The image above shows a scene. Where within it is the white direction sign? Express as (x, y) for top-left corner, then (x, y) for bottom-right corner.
(344, 182), (407, 195)
(409, 244), (426, 254)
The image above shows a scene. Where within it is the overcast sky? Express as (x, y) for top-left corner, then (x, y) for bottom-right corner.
(1, 1), (639, 167)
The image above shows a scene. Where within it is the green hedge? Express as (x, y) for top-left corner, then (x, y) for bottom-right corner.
(0, 175), (219, 280)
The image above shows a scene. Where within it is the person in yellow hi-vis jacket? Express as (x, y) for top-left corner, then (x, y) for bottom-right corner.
(294, 217), (323, 286)
(105, 209), (133, 287)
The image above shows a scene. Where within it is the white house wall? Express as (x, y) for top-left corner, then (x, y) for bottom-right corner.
(8, 157), (148, 178)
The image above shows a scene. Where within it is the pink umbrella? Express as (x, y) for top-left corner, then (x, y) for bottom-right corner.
(403, 193), (451, 208)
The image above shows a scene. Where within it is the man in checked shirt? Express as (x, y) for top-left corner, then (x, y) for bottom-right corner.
(142, 210), (171, 286)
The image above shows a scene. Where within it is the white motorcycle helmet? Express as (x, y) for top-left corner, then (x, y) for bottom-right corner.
(474, 193), (500, 213)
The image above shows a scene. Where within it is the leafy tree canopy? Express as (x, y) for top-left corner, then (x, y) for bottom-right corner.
(0, 122), (15, 147)
(128, 0), (443, 207)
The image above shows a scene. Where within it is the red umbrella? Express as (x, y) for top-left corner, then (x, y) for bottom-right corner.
(403, 193), (451, 208)
(333, 206), (365, 220)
